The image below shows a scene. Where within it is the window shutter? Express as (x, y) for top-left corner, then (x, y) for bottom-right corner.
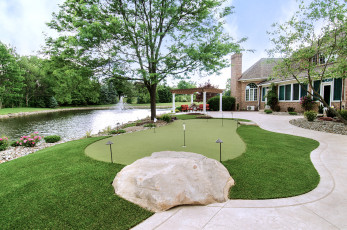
(313, 81), (321, 101)
(279, 85), (285, 100)
(333, 78), (342, 101)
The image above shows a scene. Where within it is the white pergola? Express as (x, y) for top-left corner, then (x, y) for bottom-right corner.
(170, 88), (224, 113)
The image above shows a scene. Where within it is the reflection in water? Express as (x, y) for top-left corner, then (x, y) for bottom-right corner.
(0, 109), (169, 140)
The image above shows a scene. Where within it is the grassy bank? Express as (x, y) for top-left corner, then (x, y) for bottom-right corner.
(0, 137), (152, 230)
(0, 105), (115, 115)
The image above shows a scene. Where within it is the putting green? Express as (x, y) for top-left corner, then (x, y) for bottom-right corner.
(85, 119), (246, 165)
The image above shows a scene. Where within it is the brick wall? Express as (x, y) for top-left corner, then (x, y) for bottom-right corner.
(230, 53), (242, 108)
(239, 81), (262, 110)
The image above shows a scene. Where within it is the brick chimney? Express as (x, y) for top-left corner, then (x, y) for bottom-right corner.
(230, 53), (242, 108)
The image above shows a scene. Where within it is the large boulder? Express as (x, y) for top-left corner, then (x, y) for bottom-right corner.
(112, 151), (234, 212)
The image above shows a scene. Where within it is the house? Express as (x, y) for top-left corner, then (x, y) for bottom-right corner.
(230, 53), (347, 112)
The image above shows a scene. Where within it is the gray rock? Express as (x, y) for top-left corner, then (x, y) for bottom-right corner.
(112, 151), (234, 212)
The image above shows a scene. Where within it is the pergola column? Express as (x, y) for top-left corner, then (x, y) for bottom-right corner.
(172, 93), (176, 113)
(191, 94), (194, 104)
(219, 93), (223, 112)
(203, 92), (207, 113)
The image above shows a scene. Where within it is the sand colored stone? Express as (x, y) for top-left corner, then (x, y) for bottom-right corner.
(112, 151), (234, 212)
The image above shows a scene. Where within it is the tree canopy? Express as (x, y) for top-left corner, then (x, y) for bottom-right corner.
(268, 0), (347, 123)
(46, 0), (244, 119)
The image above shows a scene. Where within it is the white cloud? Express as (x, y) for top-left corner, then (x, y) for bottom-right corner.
(0, 0), (63, 55)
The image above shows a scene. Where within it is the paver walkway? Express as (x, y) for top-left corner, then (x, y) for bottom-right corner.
(133, 112), (347, 230)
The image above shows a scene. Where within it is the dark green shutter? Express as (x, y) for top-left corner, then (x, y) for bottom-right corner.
(293, 84), (300, 100)
(285, 84), (291, 100)
(262, 87), (266, 101)
(313, 80), (321, 101)
(279, 85), (285, 100)
(333, 78), (342, 101)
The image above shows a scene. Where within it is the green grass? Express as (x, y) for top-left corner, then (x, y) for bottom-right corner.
(225, 125), (320, 199)
(0, 119), (321, 229)
(0, 137), (152, 230)
(0, 105), (116, 115)
(85, 119), (246, 165)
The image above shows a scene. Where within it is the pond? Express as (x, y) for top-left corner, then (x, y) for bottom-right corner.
(0, 107), (170, 140)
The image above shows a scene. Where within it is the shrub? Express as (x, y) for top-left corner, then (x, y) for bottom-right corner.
(287, 107), (295, 112)
(123, 123), (136, 128)
(109, 129), (126, 134)
(144, 123), (156, 128)
(318, 104), (324, 114)
(264, 109), (272, 114)
(289, 112), (297, 115)
(176, 106), (182, 112)
(300, 96), (315, 111)
(273, 105), (281, 112)
(0, 136), (9, 151)
(207, 96), (235, 111)
(304, 110), (317, 122)
(160, 114), (171, 123)
(10, 140), (20, 147)
(266, 83), (278, 110)
(44, 135), (61, 143)
(18, 132), (42, 147)
(196, 115), (212, 119)
(326, 109), (335, 118)
(338, 109), (347, 120)
(48, 96), (58, 108)
(126, 97), (133, 104)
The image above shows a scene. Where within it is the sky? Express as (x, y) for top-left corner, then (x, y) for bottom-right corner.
(0, 0), (298, 89)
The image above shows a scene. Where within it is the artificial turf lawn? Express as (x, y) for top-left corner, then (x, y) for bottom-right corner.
(85, 119), (246, 165)
(0, 137), (152, 230)
(0, 121), (320, 229)
(226, 125), (320, 199)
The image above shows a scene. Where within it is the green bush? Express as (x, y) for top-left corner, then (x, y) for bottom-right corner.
(304, 110), (317, 122)
(160, 114), (171, 123)
(264, 109), (272, 114)
(0, 136), (9, 151)
(318, 104), (324, 114)
(48, 96), (58, 108)
(300, 96), (314, 111)
(287, 107), (295, 112)
(266, 83), (278, 110)
(338, 109), (347, 120)
(144, 123), (156, 128)
(326, 109), (335, 118)
(126, 97), (133, 104)
(176, 106), (182, 112)
(10, 140), (20, 147)
(44, 135), (61, 143)
(273, 105), (281, 112)
(289, 112), (297, 115)
(207, 96), (235, 111)
(109, 129), (126, 134)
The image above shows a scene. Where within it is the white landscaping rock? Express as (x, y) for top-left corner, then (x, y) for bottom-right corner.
(112, 151), (234, 212)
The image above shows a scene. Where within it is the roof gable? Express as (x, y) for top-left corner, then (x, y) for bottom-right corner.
(239, 58), (281, 81)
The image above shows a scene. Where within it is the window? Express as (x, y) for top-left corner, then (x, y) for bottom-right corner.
(312, 53), (326, 65)
(293, 84), (300, 100)
(279, 85), (285, 100)
(300, 84), (308, 98)
(333, 78), (342, 101)
(262, 87), (268, 102)
(245, 83), (258, 101)
(279, 84), (292, 101)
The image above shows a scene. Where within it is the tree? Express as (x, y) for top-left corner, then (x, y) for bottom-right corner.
(177, 80), (197, 89)
(268, 0), (347, 124)
(18, 56), (46, 107)
(0, 42), (24, 108)
(157, 84), (172, 103)
(195, 80), (218, 102)
(46, 0), (244, 119)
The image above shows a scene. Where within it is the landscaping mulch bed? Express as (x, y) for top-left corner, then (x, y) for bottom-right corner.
(290, 118), (347, 135)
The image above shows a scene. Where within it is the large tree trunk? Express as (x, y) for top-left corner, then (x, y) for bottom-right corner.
(147, 84), (157, 120)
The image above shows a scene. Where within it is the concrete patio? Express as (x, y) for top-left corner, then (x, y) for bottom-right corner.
(133, 111), (347, 230)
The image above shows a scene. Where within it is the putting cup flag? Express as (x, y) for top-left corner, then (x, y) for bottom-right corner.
(183, 124), (186, 130)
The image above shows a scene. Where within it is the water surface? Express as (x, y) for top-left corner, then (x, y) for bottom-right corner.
(0, 108), (169, 140)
